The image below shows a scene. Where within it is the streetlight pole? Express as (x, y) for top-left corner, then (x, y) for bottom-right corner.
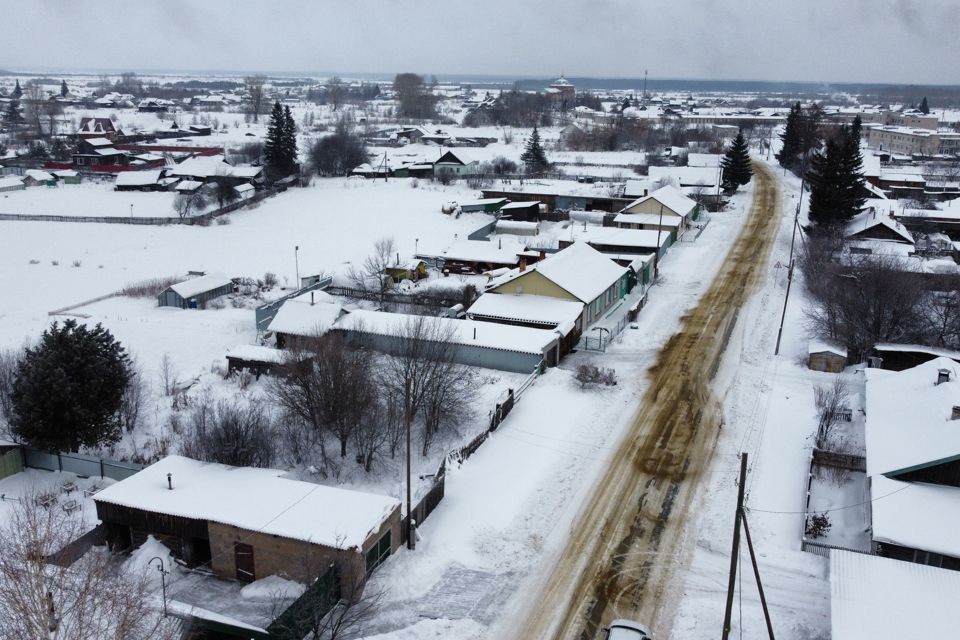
(148, 556), (169, 617)
(130, 203), (133, 218)
(294, 245), (300, 289)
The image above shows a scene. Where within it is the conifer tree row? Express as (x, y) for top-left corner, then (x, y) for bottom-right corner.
(807, 116), (864, 228)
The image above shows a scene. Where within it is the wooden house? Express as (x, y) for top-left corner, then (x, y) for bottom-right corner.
(158, 273), (234, 309)
(385, 258), (427, 283)
(94, 456), (401, 590)
(23, 169), (56, 187)
(434, 150), (478, 176)
(617, 185), (699, 232)
(497, 200), (542, 222)
(486, 242), (629, 326)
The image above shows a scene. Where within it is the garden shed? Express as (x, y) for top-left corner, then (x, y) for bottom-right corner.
(158, 273), (234, 309)
(808, 341), (848, 372)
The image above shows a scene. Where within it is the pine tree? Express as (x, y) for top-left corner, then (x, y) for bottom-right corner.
(10, 320), (131, 452)
(720, 129), (753, 192)
(807, 123), (863, 228)
(2, 100), (23, 127)
(777, 102), (802, 168)
(60, 79), (68, 98)
(919, 96), (930, 115)
(11, 79), (22, 99)
(520, 126), (549, 174)
(283, 105), (298, 171)
(263, 101), (286, 173)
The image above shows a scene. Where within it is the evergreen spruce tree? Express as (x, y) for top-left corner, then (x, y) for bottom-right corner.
(263, 101), (286, 174)
(777, 102), (802, 168)
(2, 100), (23, 127)
(720, 129), (753, 192)
(60, 79), (68, 98)
(283, 105), (298, 171)
(520, 126), (549, 174)
(11, 79), (22, 99)
(10, 320), (131, 451)
(919, 97), (930, 115)
(838, 117), (865, 218)
(806, 136), (843, 228)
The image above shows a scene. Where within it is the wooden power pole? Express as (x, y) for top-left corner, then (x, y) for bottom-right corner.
(721, 453), (748, 640)
(405, 377), (414, 550)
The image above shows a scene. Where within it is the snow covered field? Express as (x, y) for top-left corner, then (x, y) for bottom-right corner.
(0, 182), (179, 218)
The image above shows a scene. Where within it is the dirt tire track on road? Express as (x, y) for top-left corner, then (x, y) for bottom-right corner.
(515, 164), (782, 640)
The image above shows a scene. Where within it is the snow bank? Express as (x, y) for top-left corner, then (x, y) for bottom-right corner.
(240, 575), (306, 601)
(124, 535), (182, 589)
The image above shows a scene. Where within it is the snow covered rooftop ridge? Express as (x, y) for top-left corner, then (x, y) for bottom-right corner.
(168, 273), (233, 299)
(489, 242), (628, 304)
(267, 299), (344, 337)
(612, 212), (683, 227)
(845, 208), (914, 244)
(93, 455), (399, 549)
(115, 170), (162, 186)
(467, 293), (583, 326)
(589, 228), (671, 249)
(334, 309), (560, 356)
(623, 184), (697, 217)
(864, 357), (960, 478)
(830, 549), (960, 640)
(869, 474), (960, 559)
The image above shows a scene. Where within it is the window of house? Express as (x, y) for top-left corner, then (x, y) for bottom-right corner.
(365, 529), (392, 575)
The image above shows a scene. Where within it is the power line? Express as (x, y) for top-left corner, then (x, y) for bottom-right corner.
(747, 482), (911, 515)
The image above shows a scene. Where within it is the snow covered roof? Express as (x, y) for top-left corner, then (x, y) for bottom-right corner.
(830, 550), (960, 640)
(115, 170), (162, 187)
(686, 153), (721, 168)
(495, 220), (539, 233)
(432, 239), (522, 265)
(588, 228), (671, 250)
(0, 177), (25, 189)
(267, 300), (344, 337)
(467, 293), (583, 327)
(435, 149), (477, 166)
(168, 273), (233, 300)
(170, 155), (258, 180)
(175, 180), (203, 192)
(499, 201), (541, 210)
(24, 169), (54, 181)
(845, 209), (914, 244)
(234, 183), (256, 195)
(225, 345), (291, 364)
(335, 309), (560, 356)
(84, 137), (114, 148)
(93, 455), (399, 549)
(870, 474), (960, 558)
(52, 170), (78, 178)
(808, 340), (847, 357)
(489, 242), (629, 304)
(648, 165), (718, 188)
(623, 185), (697, 218)
(864, 357), (960, 478)
(613, 212), (684, 227)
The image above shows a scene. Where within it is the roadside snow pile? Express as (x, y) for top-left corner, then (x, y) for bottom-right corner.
(240, 575), (306, 601)
(124, 535), (182, 588)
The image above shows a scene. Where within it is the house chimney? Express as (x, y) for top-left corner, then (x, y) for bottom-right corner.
(952, 406), (960, 420)
(167, 473), (173, 490)
(473, 327), (477, 340)
(310, 291), (315, 306)
(937, 368), (950, 385)
(519, 259), (527, 273)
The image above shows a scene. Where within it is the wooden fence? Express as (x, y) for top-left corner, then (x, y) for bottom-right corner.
(0, 185), (285, 226)
(0, 447), (24, 481)
(23, 447), (143, 481)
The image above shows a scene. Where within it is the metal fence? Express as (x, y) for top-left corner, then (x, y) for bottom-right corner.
(266, 563), (341, 639)
(0, 447), (24, 480)
(23, 448), (143, 481)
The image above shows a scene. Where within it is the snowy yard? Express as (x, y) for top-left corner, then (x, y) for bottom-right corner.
(0, 182), (180, 218)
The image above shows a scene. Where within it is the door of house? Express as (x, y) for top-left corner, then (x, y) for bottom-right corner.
(234, 542), (255, 583)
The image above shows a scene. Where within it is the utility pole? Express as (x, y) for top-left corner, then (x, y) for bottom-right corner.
(294, 245), (300, 289)
(742, 510), (776, 639)
(642, 69), (648, 103)
(774, 147), (810, 355)
(721, 453), (748, 640)
(405, 377), (414, 550)
(654, 202), (664, 279)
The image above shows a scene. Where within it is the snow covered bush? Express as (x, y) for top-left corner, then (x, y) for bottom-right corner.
(575, 364), (617, 388)
(804, 512), (832, 539)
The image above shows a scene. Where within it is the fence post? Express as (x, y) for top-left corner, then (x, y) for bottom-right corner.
(57, 453), (62, 472)
(100, 458), (105, 479)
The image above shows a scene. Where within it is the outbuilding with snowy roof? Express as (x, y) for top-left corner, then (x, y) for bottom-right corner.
(158, 272), (234, 309)
(94, 455), (401, 588)
(618, 184), (699, 231)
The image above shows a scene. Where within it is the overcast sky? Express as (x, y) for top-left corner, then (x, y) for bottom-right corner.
(2, 0), (957, 85)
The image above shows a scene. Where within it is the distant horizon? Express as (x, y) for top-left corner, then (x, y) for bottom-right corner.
(3, 66), (960, 91)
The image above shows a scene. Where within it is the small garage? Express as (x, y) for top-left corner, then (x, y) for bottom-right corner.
(808, 340), (848, 372)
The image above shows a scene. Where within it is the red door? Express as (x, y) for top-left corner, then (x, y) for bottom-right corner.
(234, 542), (255, 583)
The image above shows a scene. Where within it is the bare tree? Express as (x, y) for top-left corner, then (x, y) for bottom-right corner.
(22, 82), (46, 137)
(327, 76), (346, 112)
(244, 75), (267, 123)
(208, 166), (240, 210)
(0, 500), (178, 640)
(178, 396), (276, 468)
(172, 190), (208, 220)
(118, 358), (146, 433)
(0, 347), (22, 435)
(158, 352), (179, 396)
(814, 376), (850, 450)
(347, 237), (396, 308)
(919, 289), (960, 350)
